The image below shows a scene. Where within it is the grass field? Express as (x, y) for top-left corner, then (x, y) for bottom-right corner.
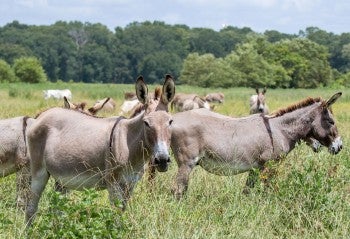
(0, 82), (349, 238)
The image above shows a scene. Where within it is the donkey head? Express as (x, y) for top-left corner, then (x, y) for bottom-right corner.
(63, 96), (87, 112)
(256, 88), (267, 113)
(310, 92), (342, 154)
(135, 75), (175, 172)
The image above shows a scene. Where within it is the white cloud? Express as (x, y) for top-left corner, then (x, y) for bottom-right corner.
(282, 0), (320, 11)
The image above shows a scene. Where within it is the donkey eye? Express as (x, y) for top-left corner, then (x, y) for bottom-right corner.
(169, 119), (173, 126)
(144, 121), (150, 128)
(328, 119), (335, 125)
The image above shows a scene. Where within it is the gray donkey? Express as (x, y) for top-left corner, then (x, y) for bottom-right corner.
(25, 75), (175, 227)
(170, 93), (342, 198)
(250, 88), (269, 114)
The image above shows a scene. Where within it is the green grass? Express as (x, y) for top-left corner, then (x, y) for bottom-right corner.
(0, 82), (349, 238)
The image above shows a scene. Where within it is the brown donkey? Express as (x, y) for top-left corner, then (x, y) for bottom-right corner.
(25, 75), (175, 227)
(170, 93), (342, 198)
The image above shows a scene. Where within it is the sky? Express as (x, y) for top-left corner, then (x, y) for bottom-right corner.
(0, 0), (349, 34)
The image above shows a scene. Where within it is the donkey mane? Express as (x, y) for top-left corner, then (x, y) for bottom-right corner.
(270, 97), (323, 117)
(130, 87), (162, 118)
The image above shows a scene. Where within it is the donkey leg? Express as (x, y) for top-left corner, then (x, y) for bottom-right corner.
(16, 163), (31, 210)
(25, 169), (49, 228)
(171, 164), (193, 199)
(107, 181), (130, 210)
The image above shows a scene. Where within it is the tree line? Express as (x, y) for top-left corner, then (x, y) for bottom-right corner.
(0, 20), (349, 88)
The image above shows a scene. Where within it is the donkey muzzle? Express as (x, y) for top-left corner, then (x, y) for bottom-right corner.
(329, 137), (343, 155)
(153, 142), (171, 172)
(310, 138), (322, 153)
(153, 154), (171, 172)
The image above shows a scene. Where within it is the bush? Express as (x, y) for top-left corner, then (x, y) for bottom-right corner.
(13, 57), (47, 83)
(0, 59), (16, 82)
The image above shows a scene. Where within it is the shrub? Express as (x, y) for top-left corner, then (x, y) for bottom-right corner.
(13, 57), (47, 83)
(0, 59), (16, 82)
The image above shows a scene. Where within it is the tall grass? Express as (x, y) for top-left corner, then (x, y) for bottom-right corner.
(0, 82), (349, 238)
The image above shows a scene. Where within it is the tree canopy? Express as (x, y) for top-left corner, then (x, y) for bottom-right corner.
(0, 20), (349, 88)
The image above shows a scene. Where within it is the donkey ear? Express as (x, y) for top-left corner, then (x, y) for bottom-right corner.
(262, 87), (267, 94)
(63, 96), (71, 109)
(256, 88), (259, 94)
(325, 92), (342, 108)
(135, 75), (148, 104)
(162, 74), (176, 104)
(102, 97), (111, 107)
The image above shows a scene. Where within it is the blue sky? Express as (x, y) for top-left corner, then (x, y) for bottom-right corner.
(1, 0), (349, 34)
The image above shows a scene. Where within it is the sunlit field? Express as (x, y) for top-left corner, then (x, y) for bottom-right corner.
(0, 82), (349, 238)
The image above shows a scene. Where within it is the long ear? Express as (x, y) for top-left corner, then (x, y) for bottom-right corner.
(256, 88), (259, 94)
(325, 92), (342, 108)
(135, 75), (148, 104)
(101, 97), (111, 108)
(63, 96), (72, 109)
(161, 74), (175, 104)
(262, 87), (267, 94)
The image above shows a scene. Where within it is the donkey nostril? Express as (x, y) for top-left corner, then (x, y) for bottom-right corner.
(154, 158), (160, 165)
(167, 157), (171, 163)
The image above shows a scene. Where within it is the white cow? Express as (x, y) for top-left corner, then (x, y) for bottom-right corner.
(43, 89), (72, 100)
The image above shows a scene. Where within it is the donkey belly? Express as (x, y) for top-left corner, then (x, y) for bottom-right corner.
(198, 153), (259, 176)
(53, 171), (105, 190)
(45, 153), (107, 190)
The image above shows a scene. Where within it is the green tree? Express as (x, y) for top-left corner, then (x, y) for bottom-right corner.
(0, 59), (16, 82)
(180, 53), (220, 87)
(268, 38), (332, 88)
(13, 57), (47, 83)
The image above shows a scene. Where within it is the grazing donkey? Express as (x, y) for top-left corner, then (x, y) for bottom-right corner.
(25, 75), (175, 227)
(171, 93), (210, 112)
(205, 92), (225, 104)
(250, 88), (269, 114)
(170, 93), (343, 198)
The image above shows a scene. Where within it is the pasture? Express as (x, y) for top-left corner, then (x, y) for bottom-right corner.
(0, 82), (349, 238)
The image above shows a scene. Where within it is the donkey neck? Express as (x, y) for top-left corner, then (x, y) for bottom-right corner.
(273, 103), (319, 144)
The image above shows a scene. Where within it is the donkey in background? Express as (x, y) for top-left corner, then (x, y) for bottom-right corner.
(170, 93), (342, 198)
(25, 75), (175, 227)
(250, 88), (269, 114)
(171, 93), (210, 112)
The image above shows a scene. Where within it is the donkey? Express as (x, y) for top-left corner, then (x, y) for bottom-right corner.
(0, 97), (110, 209)
(250, 88), (269, 114)
(0, 116), (35, 208)
(63, 96), (87, 112)
(170, 93), (343, 198)
(25, 75), (175, 227)
(64, 96), (112, 115)
(89, 97), (116, 114)
(205, 92), (225, 104)
(171, 93), (210, 112)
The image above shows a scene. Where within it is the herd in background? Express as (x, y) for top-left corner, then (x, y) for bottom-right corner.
(0, 76), (343, 228)
(42, 86), (227, 116)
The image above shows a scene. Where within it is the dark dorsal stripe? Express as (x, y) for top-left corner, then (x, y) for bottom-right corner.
(109, 116), (126, 154)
